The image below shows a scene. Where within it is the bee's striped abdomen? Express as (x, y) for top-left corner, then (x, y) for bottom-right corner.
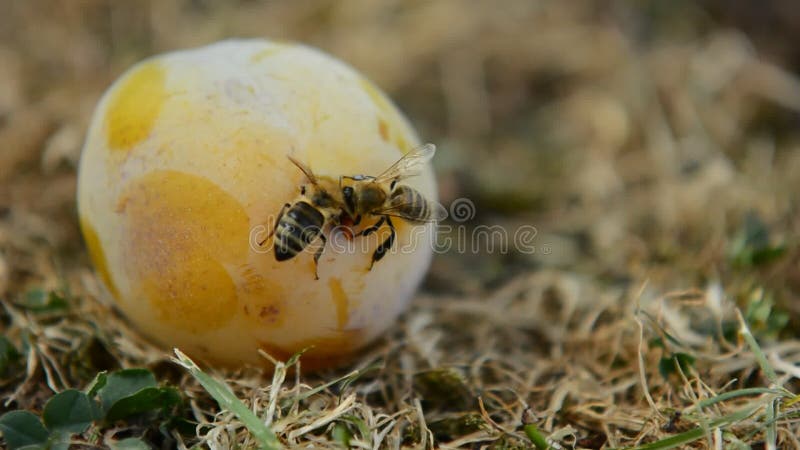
(389, 185), (429, 222)
(274, 201), (324, 261)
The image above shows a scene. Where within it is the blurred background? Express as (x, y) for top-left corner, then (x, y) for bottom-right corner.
(1, 0), (798, 305)
(2, 1), (800, 447)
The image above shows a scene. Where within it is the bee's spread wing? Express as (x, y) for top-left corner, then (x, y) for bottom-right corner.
(373, 197), (448, 223)
(374, 143), (436, 183)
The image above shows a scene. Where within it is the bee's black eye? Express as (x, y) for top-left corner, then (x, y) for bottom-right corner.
(300, 185), (306, 195)
(342, 186), (356, 212)
(342, 186), (353, 198)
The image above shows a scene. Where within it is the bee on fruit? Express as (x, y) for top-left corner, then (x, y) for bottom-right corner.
(262, 143), (447, 279)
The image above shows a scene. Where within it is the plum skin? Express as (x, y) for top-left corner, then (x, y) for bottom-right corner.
(77, 39), (437, 369)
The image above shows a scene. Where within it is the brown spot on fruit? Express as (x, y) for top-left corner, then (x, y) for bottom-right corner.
(105, 62), (166, 151)
(121, 170), (250, 332)
(239, 263), (285, 327)
(260, 305), (279, 318)
(79, 217), (120, 300)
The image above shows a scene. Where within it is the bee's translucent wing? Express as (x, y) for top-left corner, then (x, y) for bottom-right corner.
(374, 143), (436, 183)
(373, 197), (448, 223)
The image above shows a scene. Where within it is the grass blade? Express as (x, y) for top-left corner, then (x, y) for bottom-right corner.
(736, 308), (779, 450)
(764, 398), (777, 450)
(736, 309), (778, 386)
(685, 387), (783, 413)
(622, 405), (760, 450)
(523, 423), (551, 450)
(173, 349), (282, 450)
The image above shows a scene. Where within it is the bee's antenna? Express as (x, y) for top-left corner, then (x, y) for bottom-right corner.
(287, 155), (317, 184)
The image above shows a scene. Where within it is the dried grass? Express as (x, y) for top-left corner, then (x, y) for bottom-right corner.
(2, 1), (800, 448)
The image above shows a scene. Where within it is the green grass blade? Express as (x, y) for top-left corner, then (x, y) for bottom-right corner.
(736, 308), (781, 450)
(765, 398), (777, 450)
(622, 405), (760, 450)
(173, 349), (282, 450)
(686, 387), (783, 413)
(736, 309), (778, 386)
(523, 423), (550, 450)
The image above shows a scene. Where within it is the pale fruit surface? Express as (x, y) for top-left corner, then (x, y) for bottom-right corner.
(77, 39), (436, 368)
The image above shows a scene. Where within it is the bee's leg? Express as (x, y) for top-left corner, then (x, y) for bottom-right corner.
(369, 216), (395, 270)
(312, 233), (327, 280)
(259, 203), (290, 246)
(358, 216), (386, 237)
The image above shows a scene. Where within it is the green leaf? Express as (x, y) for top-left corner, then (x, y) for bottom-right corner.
(104, 387), (181, 422)
(338, 415), (370, 442)
(46, 430), (72, 450)
(0, 336), (21, 374)
(85, 371), (108, 398)
(111, 437), (151, 450)
(0, 411), (49, 450)
(173, 349), (281, 450)
(43, 389), (95, 434)
(751, 245), (786, 266)
(98, 369), (157, 414)
(332, 423), (352, 447)
(647, 337), (665, 349)
(162, 415), (196, 436)
(16, 289), (68, 312)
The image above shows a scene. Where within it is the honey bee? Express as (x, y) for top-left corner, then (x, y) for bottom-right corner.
(262, 144), (446, 279)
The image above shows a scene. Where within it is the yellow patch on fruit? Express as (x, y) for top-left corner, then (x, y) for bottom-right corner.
(79, 217), (120, 300)
(394, 134), (411, 153)
(360, 78), (392, 113)
(105, 62), (166, 151)
(140, 251), (239, 333)
(250, 43), (290, 63)
(120, 170), (250, 332)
